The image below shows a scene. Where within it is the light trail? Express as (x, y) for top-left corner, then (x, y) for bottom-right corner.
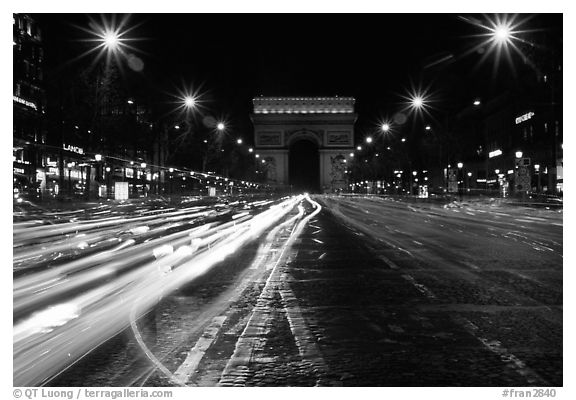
(13, 196), (304, 386)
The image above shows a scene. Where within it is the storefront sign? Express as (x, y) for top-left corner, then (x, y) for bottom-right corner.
(115, 182), (129, 201)
(13, 96), (38, 110)
(488, 149), (502, 158)
(515, 112), (535, 124)
(13, 167), (25, 174)
(63, 144), (84, 154)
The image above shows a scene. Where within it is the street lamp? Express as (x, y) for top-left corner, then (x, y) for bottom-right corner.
(412, 96), (424, 109)
(184, 96), (196, 109)
(457, 162), (464, 169)
(493, 23), (512, 46)
(382, 123), (390, 133)
(365, 137), (373, 144)
(248, 147), (253, 153)
(357, 146), (362, 151)
(102, 30), (120, 51)
(95, 154), (102, 162)
(217, 122), (225, 131)
(237, 138), (243, 145)
(515, 151), (523, 158)
(473, 99), (481, 106)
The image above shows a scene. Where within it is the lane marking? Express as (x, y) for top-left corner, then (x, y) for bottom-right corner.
(452, 316), (549, 386)
(173, 316), (227, 385)
(401, 274), (437, 300)
(278, 279), (330, 386)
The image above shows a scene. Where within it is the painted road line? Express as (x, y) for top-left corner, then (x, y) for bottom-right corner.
(452, 315), (549, 386)
(401, 274), (437, 300)
(173, 316), (227, 385)
(278, 278), (330, 386)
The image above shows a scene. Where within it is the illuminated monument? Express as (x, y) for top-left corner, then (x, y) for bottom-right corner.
(251, 97), (356, 192)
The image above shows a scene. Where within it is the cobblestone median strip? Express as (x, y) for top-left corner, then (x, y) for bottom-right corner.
(278, 277), (331, 386)
(219, 195), (326, 386)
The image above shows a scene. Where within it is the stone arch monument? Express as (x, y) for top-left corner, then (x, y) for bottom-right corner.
(251, 97), (356, 192)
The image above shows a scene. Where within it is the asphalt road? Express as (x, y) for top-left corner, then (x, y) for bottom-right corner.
(14, 195), (562, 387)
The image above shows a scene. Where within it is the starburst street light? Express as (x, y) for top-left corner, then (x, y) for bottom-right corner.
(460, 14), (535, 73)
(102, 30), (120, 50)
(366, 137), (373, 144)
(184, 96), (196, 109)
(381, 123), (391, 132)
(78, 15), (144, 69)
(217, 122), (225, 131)
(401, 84), (434, 118)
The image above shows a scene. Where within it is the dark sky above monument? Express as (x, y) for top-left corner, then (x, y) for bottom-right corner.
(34, 13), (562, 142)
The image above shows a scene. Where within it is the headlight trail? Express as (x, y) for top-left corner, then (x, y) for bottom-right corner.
(13, 195), (305, 386)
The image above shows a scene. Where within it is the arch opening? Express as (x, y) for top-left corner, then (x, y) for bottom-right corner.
(289, 139), (320, 193)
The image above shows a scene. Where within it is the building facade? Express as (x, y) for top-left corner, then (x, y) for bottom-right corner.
(13, 13), (47, 198)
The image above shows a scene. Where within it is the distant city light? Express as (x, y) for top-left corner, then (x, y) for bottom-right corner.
(248, 147), (253, 153)
(255, 154), (260, 158)
(515, 151), (523, 158)
(237, 138), (243, 144)
(95, 154), (102, 161)
(457, 162), (464, 168)
(473, 99), (481, 106)
(174, 125), (180, 130)
(140, 162), (146, 168)
(127, 99), (134, 105)
(349, 153), (354, 157)
(425, 125), (431, 131)
(401, 138), (406, 142)
(357, 146), (362, 151)
(365, 137), (373, 144)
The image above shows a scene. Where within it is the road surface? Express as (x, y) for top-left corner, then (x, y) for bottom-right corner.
(13, 195), (562, 386)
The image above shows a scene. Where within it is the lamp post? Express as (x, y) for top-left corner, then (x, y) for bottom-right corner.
(105, 166), (111, 198)
(457, 162), (464, 201)
(67, 162), (73, 196)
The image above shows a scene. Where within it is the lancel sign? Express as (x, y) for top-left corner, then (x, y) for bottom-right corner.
(63, 144), (84, 154)
(515, 111), (535, 125)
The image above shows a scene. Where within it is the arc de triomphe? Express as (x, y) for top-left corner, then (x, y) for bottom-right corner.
(251, 96), (356, 192)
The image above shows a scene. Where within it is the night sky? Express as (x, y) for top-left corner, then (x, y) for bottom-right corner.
(33, 13), (562, 143)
